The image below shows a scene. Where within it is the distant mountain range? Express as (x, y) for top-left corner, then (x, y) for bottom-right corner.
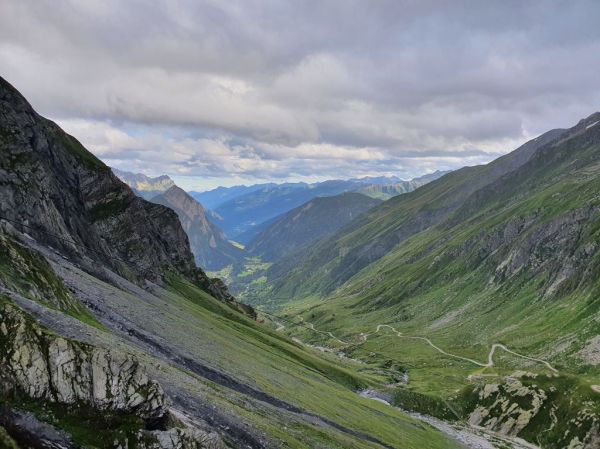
(190, 172), (449, 243)
(111, 168), (175, 200)
(114, 169), (449, 268)
(190, 183), (279, 210)
(355, 171), (449, 200)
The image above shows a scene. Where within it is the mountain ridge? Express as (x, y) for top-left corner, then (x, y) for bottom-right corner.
(206, 173), (449, 242)
(246, 192), (382, 262)
(112, 168), (175, 200)
(356, 171), (451, 200)
(263, 125), (568, 300)
(151, 185), (243, 270)
(0, 76), (237, 307)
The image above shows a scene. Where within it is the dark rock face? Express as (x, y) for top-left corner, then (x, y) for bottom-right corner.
(0, 77), (237, 307)
(440, 205), (600, 298)
(0, 76), (190, 282)
(151, 186), (242, 271)
(490, 206), (599, 296)
(0, 408), (77, 449)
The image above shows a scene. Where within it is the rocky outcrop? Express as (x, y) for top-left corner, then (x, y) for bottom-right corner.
(468, 377), (547, 436)
(198, 276), (257, 319)
(466, 373), (600, 449)
(0, 300), (224, 449)
(0, 300), (166, 420)
(140, 425), (224, 449)
(579, 336), (600, 365)
(151, 186), (242, 270)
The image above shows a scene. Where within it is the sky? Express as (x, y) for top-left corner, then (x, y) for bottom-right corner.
(2, 1), (600, 191)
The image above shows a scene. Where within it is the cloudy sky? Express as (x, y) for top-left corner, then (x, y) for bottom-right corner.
(2, 1), (600, 191)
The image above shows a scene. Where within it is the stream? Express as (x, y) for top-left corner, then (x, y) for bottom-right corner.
(358, 390), (539, 449)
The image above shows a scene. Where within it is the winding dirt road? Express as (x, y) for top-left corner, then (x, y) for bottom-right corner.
(293, 320), (558, 373)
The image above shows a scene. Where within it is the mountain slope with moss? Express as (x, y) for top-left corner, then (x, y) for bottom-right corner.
(265, 125), (568, 302)
(246, 192), (382, 262)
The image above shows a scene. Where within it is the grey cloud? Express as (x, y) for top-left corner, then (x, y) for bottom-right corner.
(1, 0), (599, 184)
(56, 118), (498, 190)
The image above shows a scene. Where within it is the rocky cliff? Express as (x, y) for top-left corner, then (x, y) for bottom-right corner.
(151, 186), (242, 270)
(463, 373), (600, 449)
(0, 76), (240, 309)
(0, 301), (166, 420)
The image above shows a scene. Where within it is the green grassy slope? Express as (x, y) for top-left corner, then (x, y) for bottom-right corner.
(146, 274), (464, 448)
(246, 192), (382, 262)
(261, 126), (567, 303)
(0, 233), (103, 329)
(1, 239), (463, 449)
(258, 114), (600, 448)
